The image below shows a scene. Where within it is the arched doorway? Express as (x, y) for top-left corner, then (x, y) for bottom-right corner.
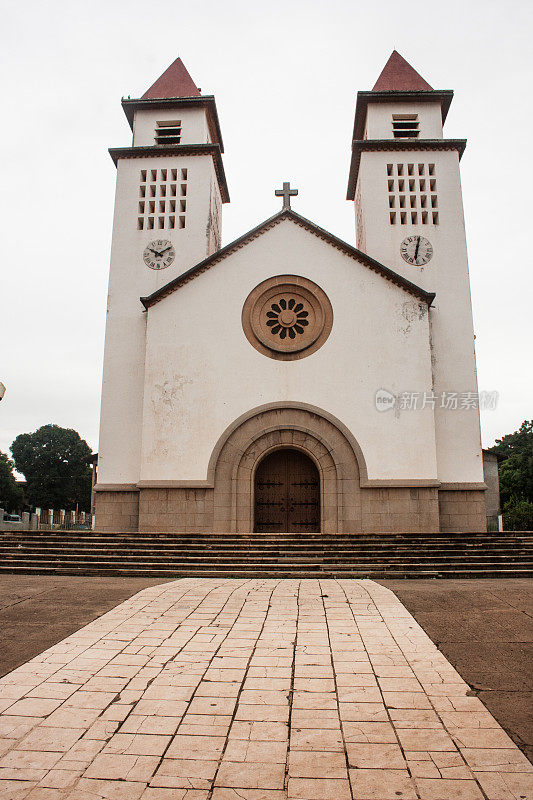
(254, 449), (320, 533)
(210, 402), (364, 533)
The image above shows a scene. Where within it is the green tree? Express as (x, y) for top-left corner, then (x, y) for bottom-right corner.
(0, 452), (24, 512)
(489, 420), (533, 506)
(11, 425), (93, 511)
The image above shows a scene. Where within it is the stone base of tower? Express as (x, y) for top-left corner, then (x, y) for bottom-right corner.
(94, 485), (486, 533)
(94, 490), (139, 533)
(438, 488), (487, 532)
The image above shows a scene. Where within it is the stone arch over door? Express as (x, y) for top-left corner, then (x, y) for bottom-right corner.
(209, 402), (364, 533)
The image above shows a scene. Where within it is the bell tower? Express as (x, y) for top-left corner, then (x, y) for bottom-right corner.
(97, 58), (229, 492)
(347, 51), (484, 494)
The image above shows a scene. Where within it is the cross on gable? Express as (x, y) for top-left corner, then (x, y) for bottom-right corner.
(275, 182), (298, 210)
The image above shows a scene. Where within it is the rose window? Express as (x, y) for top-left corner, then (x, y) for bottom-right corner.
(266, 298), (309, 339)
(242, 275), (333, 361)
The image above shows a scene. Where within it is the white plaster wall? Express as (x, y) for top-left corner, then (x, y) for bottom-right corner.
(364, 102), (443, 140)
(97, 151), (221, 485)
(133, 107), (210, 147)
(356, 149), (483, 483)
(140, 220), (438, 483)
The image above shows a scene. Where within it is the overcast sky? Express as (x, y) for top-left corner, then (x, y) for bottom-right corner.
(1, 0), (531, 464)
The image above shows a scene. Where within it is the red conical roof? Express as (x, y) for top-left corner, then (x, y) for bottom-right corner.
(373, 51), (433, 92)
(142, 58), (201, 99)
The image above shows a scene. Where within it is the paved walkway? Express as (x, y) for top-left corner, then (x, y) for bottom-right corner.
(0, 576), (167, 680)
(380, 578), (533, 763)
(0, 579), (531, 800)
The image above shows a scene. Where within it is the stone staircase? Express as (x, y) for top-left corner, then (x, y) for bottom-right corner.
(0, 531), (532, 579)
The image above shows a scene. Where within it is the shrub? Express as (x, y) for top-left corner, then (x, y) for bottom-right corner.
(503, 498), (533, 532)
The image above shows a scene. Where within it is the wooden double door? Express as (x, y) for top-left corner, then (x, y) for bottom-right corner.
(254, 449), (320, 533)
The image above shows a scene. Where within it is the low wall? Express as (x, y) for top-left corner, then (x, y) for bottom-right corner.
(0, 510), (34, 532)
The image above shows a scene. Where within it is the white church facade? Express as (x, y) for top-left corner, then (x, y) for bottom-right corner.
(95, 51), (487, 534)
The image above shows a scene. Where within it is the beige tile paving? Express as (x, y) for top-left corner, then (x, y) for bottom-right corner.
(0, 578), (530, 799)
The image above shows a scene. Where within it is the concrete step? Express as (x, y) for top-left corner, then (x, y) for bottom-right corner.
(0, 541), (530, 552)
(0, 556), (533, 571)
(0, 552), (531, 565)
(0, 531), (533, 543)
(0, 564), (531, 579)
(1, 542), (531, 553)
(0, 539), (533, 553)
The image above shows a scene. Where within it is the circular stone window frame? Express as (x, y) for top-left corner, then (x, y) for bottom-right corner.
(242, 275), (333, 361)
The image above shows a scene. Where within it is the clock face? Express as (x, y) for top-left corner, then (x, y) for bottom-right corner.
(400, 236), (433, 266)
(143, 239), (175, 270)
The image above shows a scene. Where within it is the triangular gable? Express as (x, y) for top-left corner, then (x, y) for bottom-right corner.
(140, 210), (435, 309)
